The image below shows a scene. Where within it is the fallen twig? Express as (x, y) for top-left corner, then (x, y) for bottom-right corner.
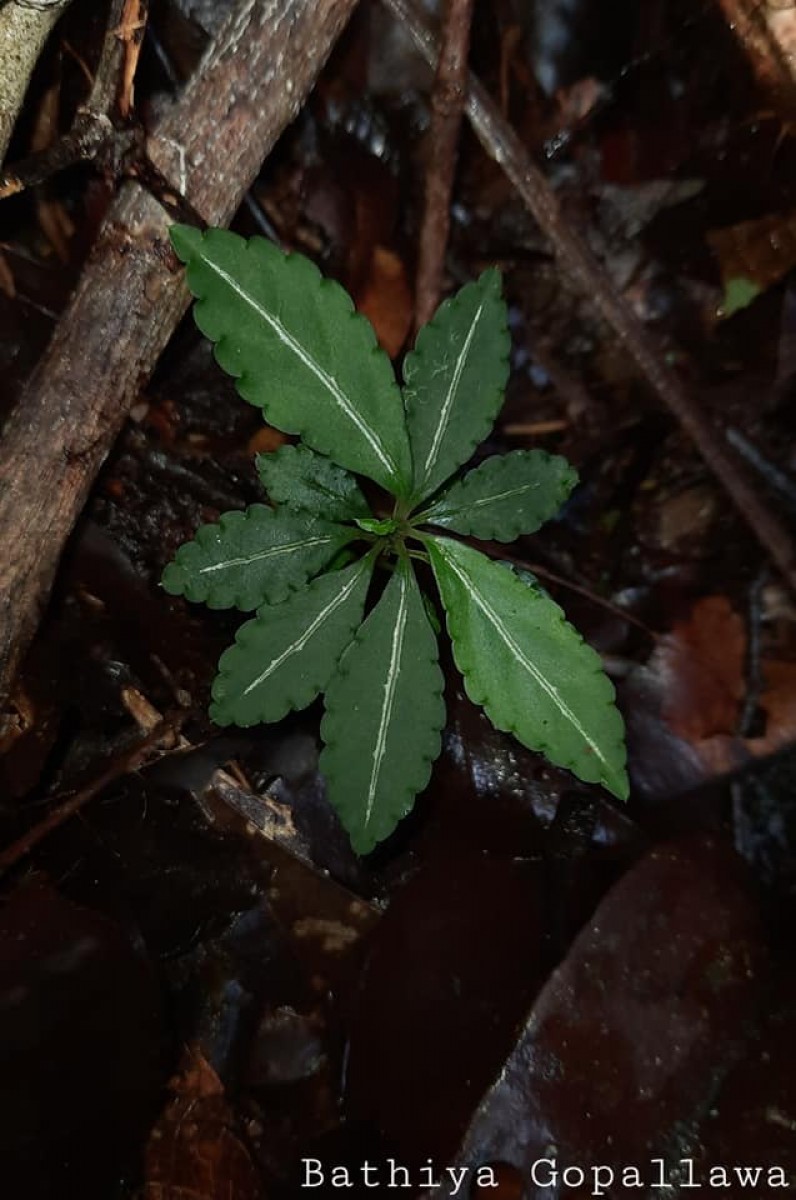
(414, 0), (475, 331)
(383, 0), (796, 595)
(116, 0), (147, 119)
(0, 0), (360, 717)
(0, 714), (186, 875)
(0, 0), (145, 201)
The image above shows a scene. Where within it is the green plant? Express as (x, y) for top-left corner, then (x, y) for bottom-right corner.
(162, 226), (628, 853)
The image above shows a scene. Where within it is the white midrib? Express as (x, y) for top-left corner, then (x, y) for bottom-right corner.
(198, 533), (335, 574)
(201, 255), (397, 478)
(440, 548), (609, 772)
(422, 299), (485, 482)
(440, 481), (539, 517)
(364, 574), (408, 826)
(242, 567), (363, 696)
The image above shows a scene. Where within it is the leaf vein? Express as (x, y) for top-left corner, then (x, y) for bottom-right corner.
(364, 572), (409, 826)
(439, 546), (610, 773)
(201, 255), (398, 478)
(242, 568), (365, 696)
(198, 533), (335, 574)
(422, 299), (486, 481)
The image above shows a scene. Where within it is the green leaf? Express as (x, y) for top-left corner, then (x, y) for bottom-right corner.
(427, 537), (628, 799)
(419, 449), (578, 541)
(320, 558), (445, 853)
(170, 225), (412, 496)
(355, 516), (399, 536)
(719, 276), (763, 319)
(210, 556), (374, 727)
(161, 505), (355, 611)
(403, 268), (510, 503)
(256, 443), (370, 523)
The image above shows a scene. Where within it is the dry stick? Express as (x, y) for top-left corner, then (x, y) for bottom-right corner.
(0, 0), (359, 716)
(414, 0), (475, 331)
(0, 0), (146, 201)
(384, 0), (796, 595)
(116, 0), (147, 120)
(0, 716), (185, 875)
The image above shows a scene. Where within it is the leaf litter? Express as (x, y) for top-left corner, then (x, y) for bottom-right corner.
(1, 0), (796, 1196)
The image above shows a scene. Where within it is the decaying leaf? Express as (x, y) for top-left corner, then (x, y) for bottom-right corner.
(424, 838), (764, 1198)
(654, 595), (746, 740)
(709, 209), (796, 318)
(144, 1049), (264, 1200)
(638, 595), (796, 778)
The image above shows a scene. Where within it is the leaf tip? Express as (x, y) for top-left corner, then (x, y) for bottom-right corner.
(605, 764), (630, 803)
(478, 265), (503, 294)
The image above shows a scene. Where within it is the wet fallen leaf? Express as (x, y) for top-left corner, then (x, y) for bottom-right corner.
(428, 837), (765, 1198)
(345, 849), (548, 1164)
(655, 595), (746, 740)
(709, 209), (796, 318)
(645, 595), (796, 759)
(145, 1049), (265, 1200)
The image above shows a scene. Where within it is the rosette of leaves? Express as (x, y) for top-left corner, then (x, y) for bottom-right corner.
(162, 226), (628, 853)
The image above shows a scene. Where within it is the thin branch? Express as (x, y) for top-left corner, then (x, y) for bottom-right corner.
(0, 715), (186, 875)
(0, 0), (360, 716)
(383, 0), (796, 595)
(414, 0), (475, 332)
(0, 0), (143, 200)
(115, 0), (147, 120)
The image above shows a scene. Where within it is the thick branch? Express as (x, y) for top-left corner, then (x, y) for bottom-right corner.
(385, 0), (796, 595)
(414, 0), (474, 331)
(0, 0), (74, 164)
(0, 0), (359, 714)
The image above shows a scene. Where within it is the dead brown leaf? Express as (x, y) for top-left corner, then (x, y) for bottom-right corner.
(144, 1049), (264, 1200)
(645, 596), (796, 776)
(709, 209), (796, 310)
(356, 244), (413, 358)
(655, 596), (746, 740)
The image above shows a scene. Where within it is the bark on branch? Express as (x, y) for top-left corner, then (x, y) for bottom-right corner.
(414, 0), (475, 331)
(0, 0), (359, 715)
(0, 0), (74, 164)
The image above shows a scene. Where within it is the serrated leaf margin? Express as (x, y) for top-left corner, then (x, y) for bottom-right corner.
(209, 554), (374, 727)
(427, 535), (628, 800)
(161, 504), (354, 611)
(320, 558), (446, 853)
(419, 449), (578, 541)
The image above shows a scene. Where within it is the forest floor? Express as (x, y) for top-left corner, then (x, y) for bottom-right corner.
(1, 1), (796, 1197)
